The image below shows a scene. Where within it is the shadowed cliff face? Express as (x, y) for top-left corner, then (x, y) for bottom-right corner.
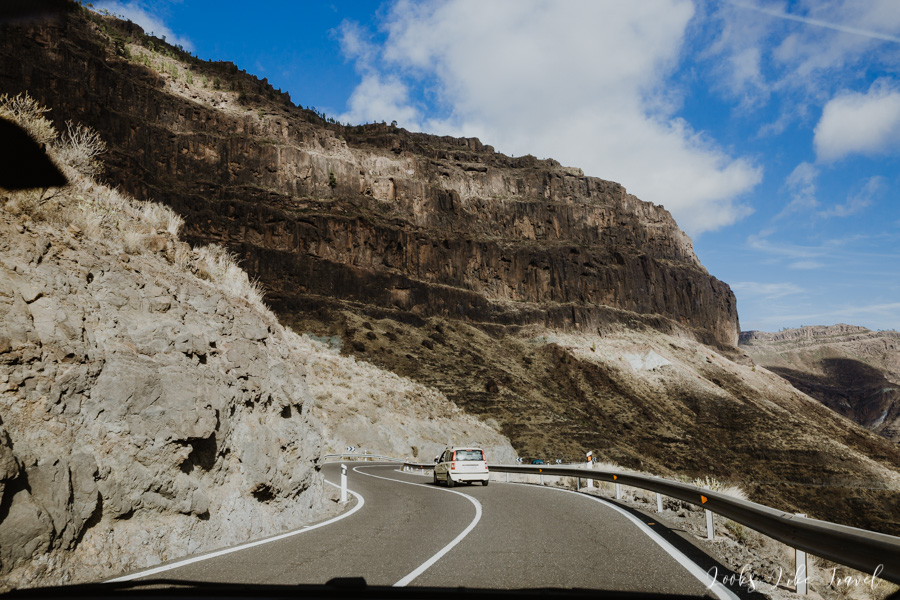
(769, 359), (899, 434)
(0, 8), (739, 349)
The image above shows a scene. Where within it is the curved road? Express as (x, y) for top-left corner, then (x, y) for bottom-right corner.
(111, 463), (741, 598)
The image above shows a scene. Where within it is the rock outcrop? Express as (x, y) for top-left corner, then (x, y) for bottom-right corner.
(0, 5), (739, 350)
(0, 204), (327, 586)
(741, 326), (900, 443)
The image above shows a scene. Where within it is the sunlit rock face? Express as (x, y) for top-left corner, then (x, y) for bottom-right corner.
(0, 210), (325, 587)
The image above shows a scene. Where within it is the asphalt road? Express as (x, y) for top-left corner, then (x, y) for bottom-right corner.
(112, 463), (739, 598)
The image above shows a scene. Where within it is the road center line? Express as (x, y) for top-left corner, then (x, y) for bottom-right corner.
(352, 465), (482, 587)
(517, 484), (739, 600)
(107, 476), (365, 582)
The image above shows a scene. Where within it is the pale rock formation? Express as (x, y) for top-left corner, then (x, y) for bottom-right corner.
(0, 210), (326, 587)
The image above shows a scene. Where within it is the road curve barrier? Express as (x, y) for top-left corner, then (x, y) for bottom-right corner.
(322, 453), (404, 462)
(400, 460), (900, 586)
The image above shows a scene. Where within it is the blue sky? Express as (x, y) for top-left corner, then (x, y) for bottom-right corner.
(93, 0), (900, 333)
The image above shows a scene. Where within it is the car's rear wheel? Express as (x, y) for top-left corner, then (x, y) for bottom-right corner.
(446, 474), (454, 488)
(482, 479), (489, 486)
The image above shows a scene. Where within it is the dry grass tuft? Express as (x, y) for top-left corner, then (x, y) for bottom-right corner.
(0, 92), (57, 146)
(592, 460), (622, 472)
(692, 475), (748, 500)
(193, 244), (267, 309)
(56, 121), (107, 177)
(140, 201), (183, 236)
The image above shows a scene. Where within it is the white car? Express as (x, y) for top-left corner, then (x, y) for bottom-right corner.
(433, 447), (489, 486)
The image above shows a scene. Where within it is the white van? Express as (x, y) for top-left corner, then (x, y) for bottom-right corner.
(433, 447), (489, 486)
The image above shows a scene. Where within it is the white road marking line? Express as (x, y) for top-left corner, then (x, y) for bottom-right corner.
(107, 476), (365, 582)
(529, 485), (739, 600)
(352, 465), (482, 587)
(393, 468), (430, 477)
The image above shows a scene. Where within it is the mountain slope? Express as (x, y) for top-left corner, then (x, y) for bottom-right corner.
(0, 5), (739, 350)
(741, 325), (900, 443)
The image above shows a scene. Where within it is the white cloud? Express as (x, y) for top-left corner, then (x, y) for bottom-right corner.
(788, 260), (825, 270)
(343, 73), (422, 128)
(337, 0), (761, 236)
(747, 230), (829, 261)
(337, 20), (378, 71)
(708, 1), (900, 118)
(93, 1), (193, 52)
(727, 1), (900, 45)
(814, 81), (900, 161)
(819, 176), (884, 217)
(778, 161), (818, 218)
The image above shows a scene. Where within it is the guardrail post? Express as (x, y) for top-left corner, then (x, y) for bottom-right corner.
(656, 493), (663, 513)
(796, 514), (808, 595)
(340, 464), (348, 503)
(540, 473), (545, 485)
(585, 462), (593, 488)
(506, 472), (509, 483)
(706, 509), (714, 541)
(615, 483), (622, 500)
(576, 477), (580, 491)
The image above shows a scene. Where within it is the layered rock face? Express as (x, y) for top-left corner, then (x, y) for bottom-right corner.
(0, 7), (739, 350)
(741, 326), (900, 443)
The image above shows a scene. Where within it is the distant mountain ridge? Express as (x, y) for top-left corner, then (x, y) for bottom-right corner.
(741, 325), (900, 443)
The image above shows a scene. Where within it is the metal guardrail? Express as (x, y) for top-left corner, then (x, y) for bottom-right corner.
(322, 453), (404, 462)
(401, 461), (900, 585)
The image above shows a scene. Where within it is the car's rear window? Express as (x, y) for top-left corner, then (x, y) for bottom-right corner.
(454, 449), (484, 461)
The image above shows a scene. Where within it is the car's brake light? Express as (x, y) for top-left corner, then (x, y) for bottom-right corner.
(451, 462), (456, 471)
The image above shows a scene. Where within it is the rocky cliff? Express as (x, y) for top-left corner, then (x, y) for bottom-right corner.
(741, 325), (900, 443)
(0, 5), (739, 350)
